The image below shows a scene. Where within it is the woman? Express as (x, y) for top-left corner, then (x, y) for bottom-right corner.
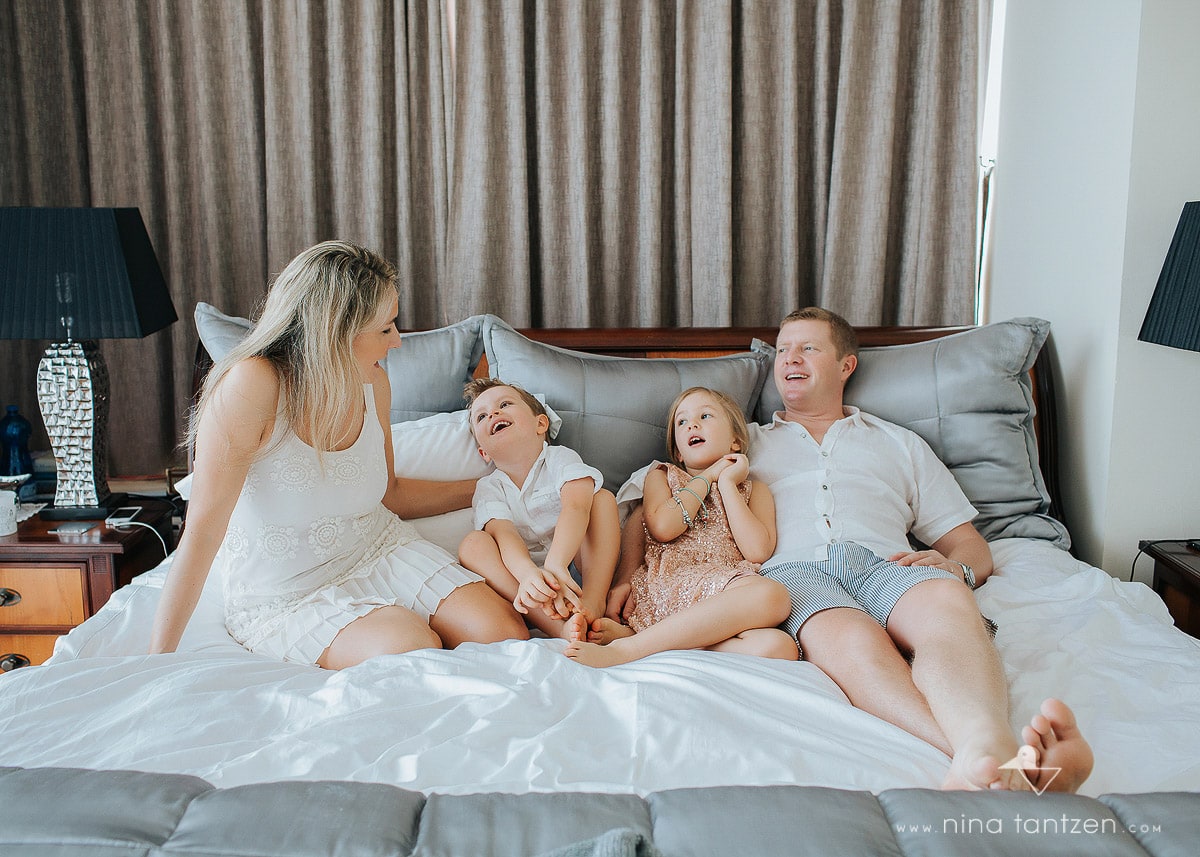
(150, 241), (527, 668)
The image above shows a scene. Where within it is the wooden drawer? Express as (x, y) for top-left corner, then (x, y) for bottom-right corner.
(0, 633), (59, 667)
(0, 565), (87, 627)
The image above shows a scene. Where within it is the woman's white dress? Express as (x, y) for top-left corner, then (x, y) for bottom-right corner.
(215, 385), (481, 663)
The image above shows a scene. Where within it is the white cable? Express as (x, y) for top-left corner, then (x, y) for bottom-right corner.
(110, 520), (170, 561)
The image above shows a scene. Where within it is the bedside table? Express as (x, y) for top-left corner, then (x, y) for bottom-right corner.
(1142, 540), (1200, 639)
(0, 501), (175, 669)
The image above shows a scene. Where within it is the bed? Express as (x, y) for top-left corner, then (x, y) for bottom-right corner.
(2, 310), (1199, 856)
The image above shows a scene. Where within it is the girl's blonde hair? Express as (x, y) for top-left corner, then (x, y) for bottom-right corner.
(664, 386), (750, 466)
(189, 240), (397, 460)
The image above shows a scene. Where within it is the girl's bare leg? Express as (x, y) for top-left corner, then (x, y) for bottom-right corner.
(588, 617), (635, 644)
(708, 627), (798, 660)
(565, 576), (792, 667)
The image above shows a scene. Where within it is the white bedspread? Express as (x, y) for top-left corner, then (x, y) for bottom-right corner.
(1, 537), (1198, 797)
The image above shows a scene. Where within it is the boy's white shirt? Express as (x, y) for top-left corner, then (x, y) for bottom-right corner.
(472, 442), (603, 565)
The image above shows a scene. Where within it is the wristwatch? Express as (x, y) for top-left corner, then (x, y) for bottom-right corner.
(952, 560), (977, 590)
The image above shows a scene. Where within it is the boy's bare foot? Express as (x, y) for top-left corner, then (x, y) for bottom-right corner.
(1021, 698), (1093, 793)
(587, 617), (635, 645)
(564, 639), (639, 668)
(562, 612), (588, 642)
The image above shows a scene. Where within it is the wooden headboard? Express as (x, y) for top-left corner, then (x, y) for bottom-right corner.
(192, 324), (1063, 525)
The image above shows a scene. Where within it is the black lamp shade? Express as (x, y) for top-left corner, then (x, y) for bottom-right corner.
(0, 207), (177, 340)
(1139, 201), (1200, 353)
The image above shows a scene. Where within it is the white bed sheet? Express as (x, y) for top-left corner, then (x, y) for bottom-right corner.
(1, 537), (1198, 797)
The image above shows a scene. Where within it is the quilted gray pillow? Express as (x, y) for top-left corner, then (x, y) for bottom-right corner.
(481, 315), (772, 493)
(756, 317), (1069, 547)
(193, 302), (486, 423)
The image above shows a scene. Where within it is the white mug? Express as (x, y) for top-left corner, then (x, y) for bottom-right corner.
(0, 490), (16, 537)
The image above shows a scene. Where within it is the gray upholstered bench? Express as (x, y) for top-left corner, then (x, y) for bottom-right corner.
(2, 766), (1195, 856)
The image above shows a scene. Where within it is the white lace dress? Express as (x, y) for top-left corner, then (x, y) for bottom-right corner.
(215, 385), (481, 664)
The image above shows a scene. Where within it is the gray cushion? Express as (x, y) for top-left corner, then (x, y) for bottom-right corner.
(194, 301), (252, 362)
(879, 789), (1146, 856)
(756, 318), (1069, 547)
(414, 791), (652, 857)
(3, 767), (1193, 857)
(169, 780), (425, 857)
(192, 303), (487, 424)
(382, 315), (486, 422)
(650, 785), (901, 857)
(481, 315), (772, 493)
(0, 765), (211, 855)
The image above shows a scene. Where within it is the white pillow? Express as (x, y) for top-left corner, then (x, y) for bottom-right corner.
(391, 410), (493, 481)
(389, 400), (563, 481)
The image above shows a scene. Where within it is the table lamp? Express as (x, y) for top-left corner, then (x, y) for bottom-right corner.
(1139, 200), (1200, 353)
(0, 207), (177, 519)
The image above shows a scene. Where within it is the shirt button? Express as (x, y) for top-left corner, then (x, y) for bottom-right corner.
(821, 484), (829, 490)
(821, 451), (829, 457)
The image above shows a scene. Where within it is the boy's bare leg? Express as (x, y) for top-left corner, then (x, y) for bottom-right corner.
(605, 505), (647, 622)
(565, 576), (791, 667)
(459, 531), (582, 640)
(577, 490), (621, 622)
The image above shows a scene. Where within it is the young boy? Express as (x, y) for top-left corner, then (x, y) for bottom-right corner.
(458, 378), (620, 640)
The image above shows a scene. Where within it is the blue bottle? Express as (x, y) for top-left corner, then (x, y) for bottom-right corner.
(0, 405), (34, 478)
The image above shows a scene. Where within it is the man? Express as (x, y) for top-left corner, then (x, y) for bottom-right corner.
(750, 307), (1092, 792)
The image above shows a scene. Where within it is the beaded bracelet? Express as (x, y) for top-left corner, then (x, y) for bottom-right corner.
(672, 494), (693, 528)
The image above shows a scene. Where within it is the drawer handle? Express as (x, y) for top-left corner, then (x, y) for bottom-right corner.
(0, 588), (20, 607)
(0, 653), (30, 671)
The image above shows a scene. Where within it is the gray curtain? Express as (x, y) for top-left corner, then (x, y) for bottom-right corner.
(0, 0), (450, 474)
(446, 0), (978, 327)
(1, 0), (978, 475)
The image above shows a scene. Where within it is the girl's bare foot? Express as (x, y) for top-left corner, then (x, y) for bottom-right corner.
(587, 617), (635, 645)
(564, 638), (639, 668)
(1021, 698), (1093, 793)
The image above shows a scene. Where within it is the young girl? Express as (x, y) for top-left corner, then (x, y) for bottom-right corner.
(150, 240), (527, 669)
(564, 387), (797, 668)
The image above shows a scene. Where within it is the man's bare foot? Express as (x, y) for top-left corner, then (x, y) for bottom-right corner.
(942, 749), (1028, 791)
(564, 639), (639, 668)
(1021, 698), (1093, 793)
(561, 612), (588, 643)
(587, 617), (635, 645)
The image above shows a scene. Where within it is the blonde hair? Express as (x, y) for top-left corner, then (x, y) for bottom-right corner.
(664, 386), (750, 466)
(189, 240), (397, 460)
(781, 307), (859, 359)
(463, 378), (547, 419)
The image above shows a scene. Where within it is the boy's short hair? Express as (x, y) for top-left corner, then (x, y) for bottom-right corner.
(781, 307), (859, 359)
(665, 386), (751, 466)
(463, 377), (547, 419)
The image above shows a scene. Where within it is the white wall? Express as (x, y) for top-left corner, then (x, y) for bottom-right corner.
(988, 0), (1200, 580)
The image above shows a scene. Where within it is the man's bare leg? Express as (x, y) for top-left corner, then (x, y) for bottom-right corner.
(1021, 698), (1093, 793)
(797, 607), (953, 754)
(886, 579), (1026, 790)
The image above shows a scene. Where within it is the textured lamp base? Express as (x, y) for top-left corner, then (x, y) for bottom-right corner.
(36, 340), (114, 520)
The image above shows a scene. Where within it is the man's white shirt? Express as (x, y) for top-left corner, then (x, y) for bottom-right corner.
(748, 407), (976, 566)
